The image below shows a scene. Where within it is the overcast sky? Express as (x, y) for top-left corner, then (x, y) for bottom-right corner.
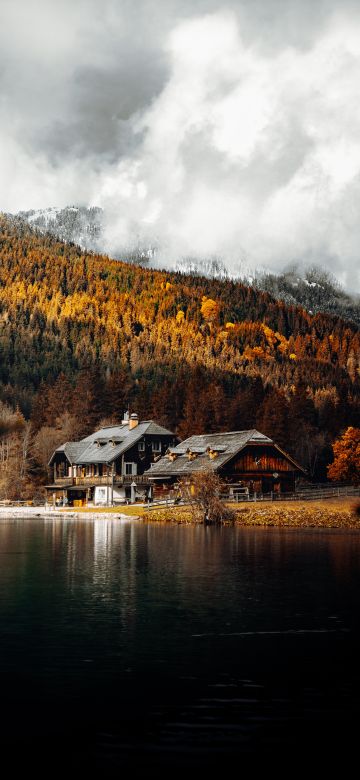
(1, 0), (360, 288)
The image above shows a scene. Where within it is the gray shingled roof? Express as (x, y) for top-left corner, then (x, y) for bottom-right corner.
(145, 429), (303, 478)
(51, 441), (89, 465)
(50, 421), (175, 466)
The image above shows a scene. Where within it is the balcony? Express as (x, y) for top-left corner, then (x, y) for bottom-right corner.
(54, 474), (150, 487)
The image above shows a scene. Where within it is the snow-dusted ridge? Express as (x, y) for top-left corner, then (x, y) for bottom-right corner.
(9, 207), (360, 326)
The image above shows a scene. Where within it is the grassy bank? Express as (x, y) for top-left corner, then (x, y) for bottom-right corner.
(142, 498), (360, 528)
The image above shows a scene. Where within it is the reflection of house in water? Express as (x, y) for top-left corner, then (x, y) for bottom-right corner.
(46, 412), (178, 506)
(92, 519), (142, 627)
(145, 429), (306, 498)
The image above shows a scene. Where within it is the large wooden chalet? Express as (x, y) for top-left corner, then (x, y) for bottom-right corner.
(145, 430), (306, 498)
(47, 413), (178, 506)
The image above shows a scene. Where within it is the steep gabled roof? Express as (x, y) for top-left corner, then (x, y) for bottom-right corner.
(146, 429), (305, 477)
(48, 440), (88, 466)
(49, 421), (176, 466)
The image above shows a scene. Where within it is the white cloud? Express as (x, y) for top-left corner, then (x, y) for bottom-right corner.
(1, 2), (360, 289)
(97, 10), (360, 288)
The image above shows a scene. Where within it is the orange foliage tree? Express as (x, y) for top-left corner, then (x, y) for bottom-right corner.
(327, 427), (360, 484)
(201, 296), (220, 322)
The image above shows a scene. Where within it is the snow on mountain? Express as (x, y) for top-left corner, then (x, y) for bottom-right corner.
(12, 206), (360, 326)
(17, 206), (103, 253)
(253, 266), (360, 326)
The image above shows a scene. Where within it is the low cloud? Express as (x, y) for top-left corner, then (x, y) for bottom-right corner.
(1, 1), (360, 289)
(98, 11), (360, 290)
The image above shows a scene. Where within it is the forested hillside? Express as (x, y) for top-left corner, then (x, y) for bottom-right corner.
(254, 266), (360, 326)
(16, 206), (360, 324)
(0, 214), (359, 494)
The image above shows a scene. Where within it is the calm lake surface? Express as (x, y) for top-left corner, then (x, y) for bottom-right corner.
(0, 517), (359, 769)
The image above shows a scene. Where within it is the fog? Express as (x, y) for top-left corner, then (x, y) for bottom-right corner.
(1, 0), (360, 288)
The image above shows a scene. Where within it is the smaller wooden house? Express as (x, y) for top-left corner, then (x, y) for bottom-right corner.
(46, 413), (178, 506)
(145, 429), (306, 498)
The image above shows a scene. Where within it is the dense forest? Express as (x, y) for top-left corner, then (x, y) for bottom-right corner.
(16, 206), (360, 324)
(0, 214), (359, 496)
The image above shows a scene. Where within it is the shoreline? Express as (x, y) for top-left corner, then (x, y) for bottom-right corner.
(0, 497), (359, 528)
(0, 506), (139, 521)
(145, 497), (360, 528)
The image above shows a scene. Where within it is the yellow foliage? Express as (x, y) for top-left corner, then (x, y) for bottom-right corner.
(225, 322), (235, 329)
(289, 353), (297, 360)
(176, 310), (185, 324)
(262, 324), (277, 346)
(243, 345), (270, 361)
(200, 297), (219, 321)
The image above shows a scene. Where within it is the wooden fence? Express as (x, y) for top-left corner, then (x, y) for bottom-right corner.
(145, 485), (360, 509)
(221, 485), (360, 503)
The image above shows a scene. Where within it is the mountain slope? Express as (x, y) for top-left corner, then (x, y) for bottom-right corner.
(254, 266), (360, 326)
(16, 206), (103, 252)
(0, 214), (358, 477)
(14, 206), (360, 326)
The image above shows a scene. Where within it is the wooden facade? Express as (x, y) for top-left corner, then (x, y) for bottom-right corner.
(146, 430), (306, 498)
(220, 445), (298, 494)
(47, 418), (178, 506)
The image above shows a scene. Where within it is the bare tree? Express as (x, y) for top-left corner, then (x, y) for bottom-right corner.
(0, 403), (33, 499)
(179, 469), (236, 525)
(32, 412), (77, 479)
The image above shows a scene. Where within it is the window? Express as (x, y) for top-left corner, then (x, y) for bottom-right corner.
(123, 462), (137, 476)
(152, 441), (161, 452)
(138, 440), (145, 452)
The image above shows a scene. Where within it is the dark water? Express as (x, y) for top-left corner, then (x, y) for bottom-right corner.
(0, 517), (359, 769)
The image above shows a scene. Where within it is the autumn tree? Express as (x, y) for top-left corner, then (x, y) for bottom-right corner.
(200, 296), (220, 323)
(179, 469), (235, 524)
(32, 411), (77, 481)
(256, 389), (289, 449)
(0, 403), (32, 499)
(327, 427), (360, 484)
(71, 366), (106, 437)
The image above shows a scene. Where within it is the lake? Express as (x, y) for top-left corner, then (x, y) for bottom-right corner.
(0, 516), (359, 769)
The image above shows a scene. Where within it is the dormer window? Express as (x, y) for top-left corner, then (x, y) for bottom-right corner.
(109, 437), (122, 447)
(95, 438), (108, 447)
(206, 445), (227, 460)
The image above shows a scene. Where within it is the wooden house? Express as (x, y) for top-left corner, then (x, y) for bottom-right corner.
(145, 429), (306, 498)
(46, 413), (178, 506)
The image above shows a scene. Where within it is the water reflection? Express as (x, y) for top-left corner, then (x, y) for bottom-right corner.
(0, 518), (359, 766)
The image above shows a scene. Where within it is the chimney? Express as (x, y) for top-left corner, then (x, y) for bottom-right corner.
(129, 413), (139, 430)
(122, 410), (130, 424)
